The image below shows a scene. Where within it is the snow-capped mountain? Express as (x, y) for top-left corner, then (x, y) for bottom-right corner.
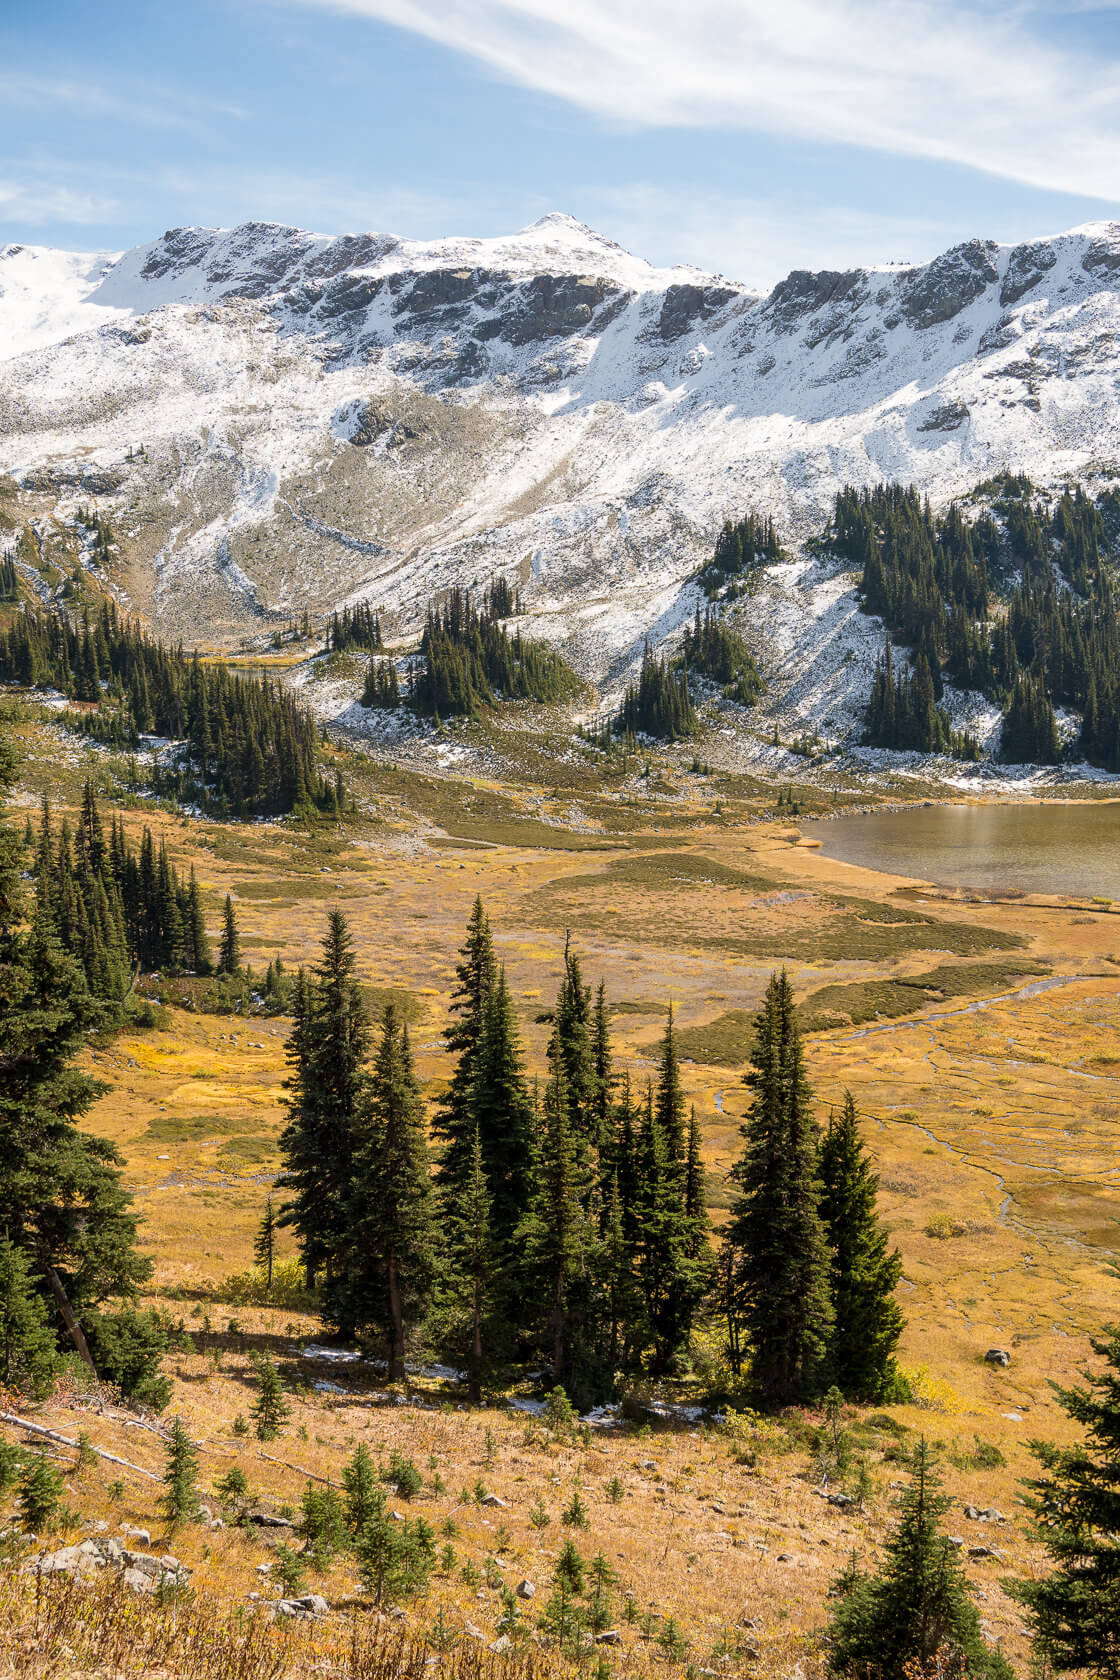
(2, 211), (1119, 737)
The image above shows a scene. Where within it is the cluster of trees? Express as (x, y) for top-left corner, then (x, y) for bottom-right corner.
(681, 605), (763, 707)
(0, 603), (342, 818)
(75, 507), (115, 570)
(0, 706), (154, 1391)
(615, 642), (697, 741)
(277, 906), (903, 1414)
(696, 513), (785, 600)
(865, 641), (978, 758)
(360, 659), (401, 710)
(723, 971), (904, 1406)
(279, 903), (712, 1405)
(410, 588), (579, 719)
(831, 478), (1120, 769)
(0, 552), (17, 601)
(327, 605), (383, 653)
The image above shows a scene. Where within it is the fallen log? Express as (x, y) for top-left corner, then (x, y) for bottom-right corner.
(0, 1412), (161, 1483)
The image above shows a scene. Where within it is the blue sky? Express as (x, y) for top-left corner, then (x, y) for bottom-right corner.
(2, 0), (1119, 286)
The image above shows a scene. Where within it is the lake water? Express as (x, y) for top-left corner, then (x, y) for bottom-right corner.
(804, 802), (1120, 900)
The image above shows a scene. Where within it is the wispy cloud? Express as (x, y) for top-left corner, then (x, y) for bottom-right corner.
(0, 177), (119, 226)
(0, 69), (247, 132)
(283, 0), (1120, 202)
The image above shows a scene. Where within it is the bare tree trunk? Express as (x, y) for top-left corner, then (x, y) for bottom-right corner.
(44, 1266), (97, 1377)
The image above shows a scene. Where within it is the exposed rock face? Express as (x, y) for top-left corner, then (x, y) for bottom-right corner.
(657, 282), (739, 341)
(901, 239), (999, 328)
(1001, 241), (1058, 306)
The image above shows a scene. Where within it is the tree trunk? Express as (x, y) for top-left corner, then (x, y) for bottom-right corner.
(387, 1252), (406, 1383)
(44, 1266), (97, 1377)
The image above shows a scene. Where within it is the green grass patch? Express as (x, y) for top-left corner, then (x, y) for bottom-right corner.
(216, 1135), (276, 1169)
(361, 984), (424, 1025)
(676, 1009), (757, 1066)
(144, 1113), (248, 1144)
(798, 960), (1048, 1033)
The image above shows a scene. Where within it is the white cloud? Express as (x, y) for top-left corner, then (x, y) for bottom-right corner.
(0, 179), (118, 226)
(285, 0), (1120, 202)
(0, 70), (247, 132)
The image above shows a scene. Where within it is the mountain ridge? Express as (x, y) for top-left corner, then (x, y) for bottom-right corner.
(2, 213), (1119, 757)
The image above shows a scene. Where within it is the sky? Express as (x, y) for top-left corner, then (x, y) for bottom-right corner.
(1, 0), (1119, 288)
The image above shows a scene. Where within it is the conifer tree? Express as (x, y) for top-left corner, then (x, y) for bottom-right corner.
(468, 965), (534, 1260)
(655, 1005), (688, 1169)
(350, 1006), (437, 1380)
(518, 1057), (598, 1394)
(18, 1452), (62, 1532)
(161, 1415), (200, 1526)
(1012, 1325), (1120, 1675)
(550, 938), (596, 1145)
(827, 1440), (1011, 1678)
(278, 913), (370, 1317)
(0, 1236), (58, 1397)
(724, 970), (833, 1406)
(254, 1196), (277, 1291)
(184, 869), (212, 974)
(342, 1441), (378, 1536)
(218, 894), (241, 975)
(433, 898), (496, 1196)
(251, 1352), (290, 1440)
(819, 1093), (904, 1400)
(447, 1124), (493, 1405)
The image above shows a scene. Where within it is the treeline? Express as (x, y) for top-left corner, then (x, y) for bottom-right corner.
(696, 514), (785, 600)
(411, 587), (579, 719)
(0, 603), (343, 817)
(278, 903), (902, 1410)
(30, 785), (219, 1017)
(831, 479), (1120, 768)
(327, 604), (382, 653)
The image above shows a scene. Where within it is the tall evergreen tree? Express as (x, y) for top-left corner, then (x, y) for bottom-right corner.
(218, 894), (241, 975)
(517, 1057), (597, 1393)
(724, 970), (833, 1406)
(161, 1415), (200, 1526)
(277, 913), (371, 1318)
(819, 1093), (905, 1401)
(0, 715), (149, 1373)
(350, 1006), (438, 1381)
(827, 1440), (1011, 1678)
(254, 1195), (277, 1290)
(468, 966), (534, 1260)
(1012, 1325), (1120, 1675)
(446, 1124), (494, 1405)
(433, 898), (496, 1196)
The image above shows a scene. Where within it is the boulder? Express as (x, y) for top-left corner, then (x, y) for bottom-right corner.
(595, 1630), (623, 1646)
(289, 1593), (329, 1616)
(248, 1511), (294, 1528)
(122, 1566), (157, 1595)
(489, 1635), (513, 1655)
(516, 1579), (536, 1600)
(480, 1493), (508, 1508)
(984, 1348), (1011, 1367)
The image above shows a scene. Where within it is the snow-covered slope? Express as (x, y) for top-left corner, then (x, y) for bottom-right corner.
(2, 212), (1120, 740)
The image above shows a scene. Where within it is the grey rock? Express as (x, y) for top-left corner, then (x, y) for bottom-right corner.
(1083, 238), (1120, 279)
(918, 401), (970, 433)
(968, 1544), (1004, 1561)
(595, 1630), (623, 1645)
(290, 1593), (329, 1615)
(765, 268), (865, 331)
(516, 1579), (536, 1600)
(276, 1599), (314, 1620)
(463, 1621), (486, 1642)
(122, 1525), (151, 1547)
(249, 1511), (294, 1528)
(159, 1555), (182, 1573)
(985, 1348), (1011, 1366)
(1001, 241), (1057, 306)
(122, 1566), (157, 1594)
(480, 1493), (508, 1508)
(489, 1635), (513, 1654)
(902, 239), (999, 328)
(658, 283), (738, 342)
(827, 1493), (854, 1508)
